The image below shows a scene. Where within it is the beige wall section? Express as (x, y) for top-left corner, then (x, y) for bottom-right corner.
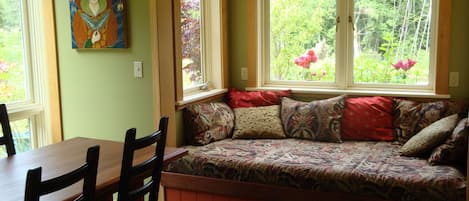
(229, 0), (469, 99)
(43, 0), (62, 143)
(54, 0), (156, 141)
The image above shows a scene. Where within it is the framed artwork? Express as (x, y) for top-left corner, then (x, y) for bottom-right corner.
(69, 0), (127, 49)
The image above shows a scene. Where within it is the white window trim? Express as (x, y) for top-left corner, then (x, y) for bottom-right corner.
(257, 0), (439, 94)
(183, 0), (223, 97)
(6, 0), (52, 148)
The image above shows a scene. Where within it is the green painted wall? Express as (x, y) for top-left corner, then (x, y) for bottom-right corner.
(229, 0), (469, 99)
(54, 0), (155, 141)
(228, 0), (249, 88)
(448, 0), (469, 99)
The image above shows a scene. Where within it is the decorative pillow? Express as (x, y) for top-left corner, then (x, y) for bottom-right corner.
(280, 95), (346, 142)
(393, 99), (460, 144)
(227, 88), (292, 108)
(428, 117), (469, 166)
(400, 114), (460, 157)
(184, 102), (234, 145)
(341, 96), (394, 141)
(232, 105), (286, 139)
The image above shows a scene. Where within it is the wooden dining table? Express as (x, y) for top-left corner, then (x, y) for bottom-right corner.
(0, 137), (187, 201)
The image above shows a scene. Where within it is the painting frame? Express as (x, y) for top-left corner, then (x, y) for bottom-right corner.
(69, 0), (128, 49)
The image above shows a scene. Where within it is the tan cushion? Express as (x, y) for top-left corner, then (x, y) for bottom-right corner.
(232, 105), (286, 139)
(400, 114), (460, 157)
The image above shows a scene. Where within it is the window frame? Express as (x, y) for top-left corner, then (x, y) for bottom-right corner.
(3, 0), (61, 148)
(256, 0), (445, 95)
(175, 0), (225, 100)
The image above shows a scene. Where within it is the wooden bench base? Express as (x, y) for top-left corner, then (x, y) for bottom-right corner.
(161, 172), (390, 201)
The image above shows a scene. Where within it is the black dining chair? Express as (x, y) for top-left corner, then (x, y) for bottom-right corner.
(24, 145), (100, 201)
(0, 104), (16, 156)
(117, 116), (169, 201)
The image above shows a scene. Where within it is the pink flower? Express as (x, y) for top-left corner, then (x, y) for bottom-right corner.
(0, 61), (9, 73)
(392, 60), (404, 70)
(311, 71), (317, 77)
(307, 50), (318, 63)
(294, 49), (319, 68)
(405, 58), (416, 69)
(294, 55), (311, 69)
(392, 58), (417, 71)
(322, 70), (326, 76)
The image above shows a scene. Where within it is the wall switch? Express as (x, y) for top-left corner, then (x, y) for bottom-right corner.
(449, 72), (459, 87)
(241, 67), (248, 81)
(133, 61), (143, 78)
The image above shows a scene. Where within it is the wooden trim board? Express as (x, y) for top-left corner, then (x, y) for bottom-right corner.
(161, 172), (390, 201)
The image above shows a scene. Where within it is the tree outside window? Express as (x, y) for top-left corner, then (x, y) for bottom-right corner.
(181, 0), (203, 89)
(267, 0), (434, 86)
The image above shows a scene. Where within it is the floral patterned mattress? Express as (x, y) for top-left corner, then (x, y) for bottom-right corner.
(165, 139), (466, 201)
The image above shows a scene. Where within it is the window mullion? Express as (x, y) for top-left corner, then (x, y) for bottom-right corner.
(335, 0), (348, 89)
(345, 0), (355, 88)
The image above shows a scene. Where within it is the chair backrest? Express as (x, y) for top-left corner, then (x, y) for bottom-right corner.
(24, 145), (100, 201)
(0, 104), (15, 156)
(117, 116), (169, 201)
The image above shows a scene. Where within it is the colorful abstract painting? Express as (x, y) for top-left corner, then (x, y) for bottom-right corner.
(69, 0), (127, 48)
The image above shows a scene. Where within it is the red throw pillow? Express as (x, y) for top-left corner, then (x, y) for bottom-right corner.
(227, 88), (292, 108)
(341, 96), (394, 141)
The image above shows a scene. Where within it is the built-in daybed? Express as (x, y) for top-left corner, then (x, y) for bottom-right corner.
(162, 90), (468, 201)
(163, 139), (466, 201)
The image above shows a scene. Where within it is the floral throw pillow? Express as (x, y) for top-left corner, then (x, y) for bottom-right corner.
(232, 105), (286, 139)
(393, 99), (460, 144)
(280, 95), (346, 142)
(184, 102), (234, 145)
(428, 117), (469, 166)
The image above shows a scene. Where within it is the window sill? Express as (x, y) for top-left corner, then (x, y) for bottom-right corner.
(7, 103), (43, 121)
(177, 88), (228, 110)
(246, 87), (451, 99)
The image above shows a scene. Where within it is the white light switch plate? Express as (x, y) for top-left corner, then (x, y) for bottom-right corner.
(449, 72), (459, 87)
(133, 61), (143, 78)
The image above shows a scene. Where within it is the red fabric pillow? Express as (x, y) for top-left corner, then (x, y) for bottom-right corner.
(341, 96), (394, 141)
(227, 88), (292, 108)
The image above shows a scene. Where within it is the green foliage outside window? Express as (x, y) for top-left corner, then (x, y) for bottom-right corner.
(0, 0), (26, 102)
(270, 0), (432, 85)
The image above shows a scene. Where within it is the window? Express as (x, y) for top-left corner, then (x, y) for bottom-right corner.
(179, 0), (223, 97)
(181, 0), (203, 90)
(0, 0), (53, 156)
(258, 0), (438, 93)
